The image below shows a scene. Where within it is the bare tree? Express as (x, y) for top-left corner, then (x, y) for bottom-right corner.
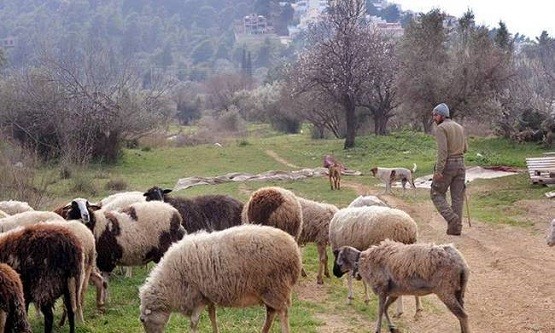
(204, 73), (252, 113)
(290, 0), (383, 148)
(0, 45), (175, 164)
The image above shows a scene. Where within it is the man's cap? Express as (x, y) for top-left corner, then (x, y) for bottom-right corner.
(433, 103), (450, 117)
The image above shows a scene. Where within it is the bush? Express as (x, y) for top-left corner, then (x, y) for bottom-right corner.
(104, 178), (128, 191)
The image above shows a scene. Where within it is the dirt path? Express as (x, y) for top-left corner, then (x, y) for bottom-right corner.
(347, 182), (555, 333)
(267, 151), (555, 333)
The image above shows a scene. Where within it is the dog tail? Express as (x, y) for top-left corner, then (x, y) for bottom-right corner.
(412, 163), (417, 173)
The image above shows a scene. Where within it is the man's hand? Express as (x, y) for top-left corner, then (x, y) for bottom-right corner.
(433, 172), (444, 182)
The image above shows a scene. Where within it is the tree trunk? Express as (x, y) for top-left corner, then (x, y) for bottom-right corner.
(343, 96), (357, 149)
(374, 112), (389, 135)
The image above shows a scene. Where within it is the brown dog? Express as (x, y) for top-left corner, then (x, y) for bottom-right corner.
(328, 164), (341, 190)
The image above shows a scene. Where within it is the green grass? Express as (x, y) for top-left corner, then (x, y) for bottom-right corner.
(24, 127), (554, 332)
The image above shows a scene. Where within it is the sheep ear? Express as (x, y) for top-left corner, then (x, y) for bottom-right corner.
(163, 189), (172, 194)
(89, 204), (102, 211)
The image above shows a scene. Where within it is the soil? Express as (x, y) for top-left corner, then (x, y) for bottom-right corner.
(267, 150), (555, 333)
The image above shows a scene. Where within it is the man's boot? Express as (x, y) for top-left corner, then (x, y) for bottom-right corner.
(447, 218), (462, 236)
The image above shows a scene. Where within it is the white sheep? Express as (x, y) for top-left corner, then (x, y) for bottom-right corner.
(297, 196), (338, 284)
(347, 195), (389, 208)
(99, 191), (146, 211)
(0, 211), (66, 232)
(547, 218), (555, 247)
(0, 200), (34, 215)
(0, 209), (9, 218)
(62, 199), (186, 279)
(139, 224), (302, 333)
(336, 240), (470, 333)
(99, 191), (147, 277)
(329, 205), (421, 317)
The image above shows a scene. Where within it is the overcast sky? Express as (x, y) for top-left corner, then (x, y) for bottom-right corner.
(388, 0), (555, 39)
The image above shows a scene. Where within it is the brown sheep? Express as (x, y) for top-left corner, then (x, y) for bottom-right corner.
(0, 224), (83, 333)
(0, 263), (31, 333)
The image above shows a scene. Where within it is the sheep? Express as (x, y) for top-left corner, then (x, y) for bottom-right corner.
(329, 205), (421, 317)
(547, 218), (555, 247)
(242, 186), (303, 240)
(0, 200), (34, 215)
(297, 197), (338, 284)
(99, 191), (146, 211)
(0, 214), (107, 319)
(347, 195), (389, 208)
(139, 224), (302, 333)
(0, 223), (83, 333)
(0, 210), (66, 232)
(60, 198), (186, 279)
(45, 220), (107, 319)
(0, 209), (9, 218)
(335, 240), (470, 333)
(0, 263), (31, 333)
(143, 186), (243, 233)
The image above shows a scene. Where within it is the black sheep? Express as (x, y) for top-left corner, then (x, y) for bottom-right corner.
(143, 186), (244, 233)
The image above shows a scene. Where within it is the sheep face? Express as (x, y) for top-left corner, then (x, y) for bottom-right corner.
(548, 219), (555, 247)
(140, 307), (170, 333)
(65, 199), (101, 223)
(143, 187), (172, 202)
(333, 246), (361, 279)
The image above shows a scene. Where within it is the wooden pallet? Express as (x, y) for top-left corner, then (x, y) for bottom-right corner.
(526, 154), (555, 185)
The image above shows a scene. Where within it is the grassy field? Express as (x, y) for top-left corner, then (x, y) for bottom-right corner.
(25, 127), (553, 332)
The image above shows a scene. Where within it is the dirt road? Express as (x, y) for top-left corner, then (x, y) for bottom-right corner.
(322, 181), (555, 333)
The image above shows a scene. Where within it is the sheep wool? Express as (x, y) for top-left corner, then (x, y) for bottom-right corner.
(347, 195), (389, 208)
(86, 200), (185, 273)
(0, 210), (66, 232)
(243, 186), (303, 240)
(297, 197), (338, 284)
(0, 200), (34, 215)
(329, 206), (417, 252)
(355, 240), (470, 333)
(139, 224), (302, 333)
(0, 224), (83, 333)
(0, 263), (31, 333)
(143, 186), (244, 233)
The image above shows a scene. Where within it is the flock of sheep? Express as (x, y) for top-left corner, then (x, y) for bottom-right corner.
(0, 188), (553, 333)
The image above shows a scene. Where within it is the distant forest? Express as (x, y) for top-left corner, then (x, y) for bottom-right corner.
(0, 0), (302, 81)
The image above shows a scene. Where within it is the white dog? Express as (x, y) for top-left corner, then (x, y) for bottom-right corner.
(370, 163), (417, 194)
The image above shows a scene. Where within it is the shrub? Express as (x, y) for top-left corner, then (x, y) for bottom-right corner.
(104, 178), (128, 191)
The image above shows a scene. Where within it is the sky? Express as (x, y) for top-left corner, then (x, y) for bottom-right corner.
(388, 0), (555, 39)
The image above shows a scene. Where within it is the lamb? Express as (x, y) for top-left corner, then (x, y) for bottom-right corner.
(242, 186), (303, 240)
(0, 213), (107, 319)
(0, 210), (66, 232)
(139, 224), (302, 333)
(143, 186), (243, 233)
(335, 240), (470, 333)
(329, 205), (421, 317)
(0, 200), (34, 215)
(0, 223), (83, 333)
(347, 195), (389, 208)
(60, 198), (186, 279)
(297, 197), (338, 284)
(547, 218), (555, 246)
(0, 263), (31, 333)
